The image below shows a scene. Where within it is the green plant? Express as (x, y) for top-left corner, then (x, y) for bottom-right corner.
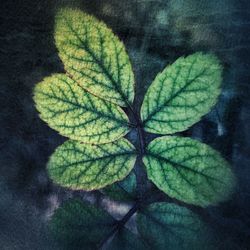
(33, 8), (235, 249)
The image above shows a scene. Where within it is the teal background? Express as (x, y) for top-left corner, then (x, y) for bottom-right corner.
(0, 0), (249, 249)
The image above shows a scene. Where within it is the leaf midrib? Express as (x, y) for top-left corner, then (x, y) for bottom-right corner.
(51, 151), (136, 170)
(64, 16), (132, 107)
(37, 90), (129, 127)
(146, 152), (222, 183)
(143, 65), (208, 124)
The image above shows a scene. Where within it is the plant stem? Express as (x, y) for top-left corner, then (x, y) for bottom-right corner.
(134, 112), (149, 201)
(137, 123), (145, 155)
(98, 203), (139, 249)
(98, 107), (147, 248)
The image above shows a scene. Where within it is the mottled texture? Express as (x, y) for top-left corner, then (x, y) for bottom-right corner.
(48, 138), (136, 190)
(141, 53), (222, 134)
(34, 74), (130, 144)
(144, 136), (235, 206)
(1, 0), (250, 249)
(55, 8), (135, 107)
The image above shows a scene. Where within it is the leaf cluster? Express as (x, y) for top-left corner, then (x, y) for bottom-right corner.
(33, 8), (236, 249)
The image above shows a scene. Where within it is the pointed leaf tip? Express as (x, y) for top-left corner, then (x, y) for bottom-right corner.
(141, 52), (222, 134)
(55, 8), (135, 107)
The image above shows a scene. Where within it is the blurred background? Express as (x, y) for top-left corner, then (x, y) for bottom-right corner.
(0, 0), (250, 249)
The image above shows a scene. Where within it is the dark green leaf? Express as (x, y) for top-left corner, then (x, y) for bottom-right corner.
(109, 228), (149, 250)
(50, 199), (115, 250)
(137, 202), (212, 250)
(102, 172), (137, 202)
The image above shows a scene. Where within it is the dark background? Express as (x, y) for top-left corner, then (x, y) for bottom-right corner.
(0, 0), (250, 249)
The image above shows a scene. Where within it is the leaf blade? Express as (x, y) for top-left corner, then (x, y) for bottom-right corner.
(55, 8), (134, 107)
(102, 172), (137, 202)
(109, 228), (149, 250)
(48, 138), (136, 190)
(50, 199), (116, 250)
(141, 53), (222, 134)
(137, 202), (213, 250)
(34, 74), (130, 144)
(143, 136), (235, 206)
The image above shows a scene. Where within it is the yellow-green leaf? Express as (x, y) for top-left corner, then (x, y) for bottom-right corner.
(34, 74), (130, 144)
(141, 53), (222, 134)
(55, 8), (134, 107)
(48, 138), (136, 190)
(143, 136), (235, 206)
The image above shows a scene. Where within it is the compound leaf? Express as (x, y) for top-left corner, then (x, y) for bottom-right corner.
(141, 53), (222, 134)
(55, 8), (134, 107)
(143, 136), (235, 206)
(34, 74), (130, 144)
(50, 199), (115, 250)
(102, 171), (137, 202)
(109, 228), (149, 250)
(137, 202), (212, 250)
(48, 138), (136, 190)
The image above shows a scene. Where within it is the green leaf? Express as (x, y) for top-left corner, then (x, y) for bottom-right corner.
(102, 172), (137, 202)
(48, 138), (136, 190)
(143, 136), (235, 206)
(34, 74), (130, 144)
(55, 8), (134, 107)
(137, 202), (212, 250)
(50, 199), (115, 250)
(109, 228), (149, 250)
(141, 53), (222, 134)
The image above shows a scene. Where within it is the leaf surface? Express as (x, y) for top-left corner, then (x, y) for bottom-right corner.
(109, 228), (149, 250)
(102, 172), (137, 202)
(55, 8), (134, 107)
(143, 136), (235, 206)
(48, 138), (136, 190)
(137, 202), (212, 250)
(141, 53), (222, 134)
(34, 74), (130, 144)
(50, 199), (115, 250)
